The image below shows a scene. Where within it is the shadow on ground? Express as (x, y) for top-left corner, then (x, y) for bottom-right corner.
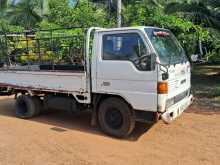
(0, 97), (153, 141)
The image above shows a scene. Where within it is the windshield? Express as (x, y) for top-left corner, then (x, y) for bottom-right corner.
(145, 28), (187, 65)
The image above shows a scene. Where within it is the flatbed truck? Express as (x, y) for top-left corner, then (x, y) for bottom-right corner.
(0, 27), (193, 137)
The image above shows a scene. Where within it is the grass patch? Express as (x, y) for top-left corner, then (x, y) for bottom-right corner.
(213, 87), (220, 97)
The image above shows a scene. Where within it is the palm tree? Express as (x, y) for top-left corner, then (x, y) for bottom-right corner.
(39, 0), (44, 17)
(0, 0), (8, 19)
(0, 0), (8, 30)
(7, 0), (42, 29)
(0, 0), (7, 9)
(165, 0), (220, 58)
(165, 0), (220, 29)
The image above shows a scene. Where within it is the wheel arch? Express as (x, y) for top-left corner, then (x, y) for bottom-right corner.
(93, 93), (133, 112)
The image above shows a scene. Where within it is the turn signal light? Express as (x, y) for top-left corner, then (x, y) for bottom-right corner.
(157, 82), (168, 94)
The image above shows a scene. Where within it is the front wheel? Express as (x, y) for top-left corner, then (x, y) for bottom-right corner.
(98, 97), (135, 138)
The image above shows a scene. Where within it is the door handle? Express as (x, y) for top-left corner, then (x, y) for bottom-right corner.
(101, 82), (111, 86)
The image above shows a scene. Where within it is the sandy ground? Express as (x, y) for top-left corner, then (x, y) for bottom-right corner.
(0, 96), (219, 165)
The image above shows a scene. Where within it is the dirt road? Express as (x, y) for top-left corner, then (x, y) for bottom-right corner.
(0, 96), (219, 165)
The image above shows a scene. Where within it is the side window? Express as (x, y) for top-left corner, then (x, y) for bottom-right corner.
(102, 33), (151, 71)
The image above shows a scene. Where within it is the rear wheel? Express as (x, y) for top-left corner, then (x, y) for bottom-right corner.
(32, 96), (43, 116)
(15, 95), (41, 119)
(98, 97), (135, 138)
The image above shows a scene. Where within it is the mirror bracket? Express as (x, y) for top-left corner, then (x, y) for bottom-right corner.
(154, 61), (169, 81)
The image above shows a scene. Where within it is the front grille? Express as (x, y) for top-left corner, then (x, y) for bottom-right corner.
(166, 89), (190, 108)
(174, 90), (189, 103)
(168, 79), (178, 91)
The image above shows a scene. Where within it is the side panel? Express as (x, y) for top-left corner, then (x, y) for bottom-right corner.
(0, 71), (87, 93)
(97, 61), (158, 111)
(93, 30), (158, 112)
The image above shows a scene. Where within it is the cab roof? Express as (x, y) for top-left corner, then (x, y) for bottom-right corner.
(96, 26), (168, 32)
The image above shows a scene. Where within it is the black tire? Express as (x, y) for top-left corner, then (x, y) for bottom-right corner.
(98, 97), (135, 138)
(32, 96), (43, 116)
(15, 95), (38, 119)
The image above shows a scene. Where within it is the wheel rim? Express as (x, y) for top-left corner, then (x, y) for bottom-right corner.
(105, 108), (123, 129)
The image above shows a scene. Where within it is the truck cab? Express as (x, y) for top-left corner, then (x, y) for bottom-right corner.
(90, 26), (192, 136)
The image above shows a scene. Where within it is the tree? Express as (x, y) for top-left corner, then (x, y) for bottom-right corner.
(7, 0), (42, 29)
(0, 0), (7, 9)
(165, 0), (220, 60)
(48, 0), (107, 27)
(165, 0), (220, 29)
(40, 0), (44, 17)
(123, 0), (208, 58)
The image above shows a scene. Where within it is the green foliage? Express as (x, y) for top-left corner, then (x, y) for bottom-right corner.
(38, 19), (61, 30)
(205, 28), (220, 64)
(123, 2), (209, 57)
(7, 0), (42, 29)
(162, 0), (220, 63)
(0, 0), (7, 9)
(0, 0), (219, 64)
(165, 0), (220, 29)
(0, 20), (24, 32)
(48, 0), (108, 27)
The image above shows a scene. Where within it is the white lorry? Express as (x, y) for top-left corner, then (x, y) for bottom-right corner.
(0, 27), (193, 137)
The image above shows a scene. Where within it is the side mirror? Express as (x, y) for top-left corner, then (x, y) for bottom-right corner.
(152, 53), (169, 80)
(191, 54), (198, 62)
(162, 72), (169, 80)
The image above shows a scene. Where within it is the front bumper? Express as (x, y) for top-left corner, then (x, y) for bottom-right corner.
(161, 94), (193, 123)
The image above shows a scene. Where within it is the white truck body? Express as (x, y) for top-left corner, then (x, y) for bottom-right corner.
(0, 70), (86, 94)
(0, 26), (193, 136)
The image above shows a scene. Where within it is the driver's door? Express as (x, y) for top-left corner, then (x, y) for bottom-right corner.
(95, 30), (158, 111)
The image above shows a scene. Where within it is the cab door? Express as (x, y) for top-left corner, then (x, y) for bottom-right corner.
(95, 30), (158, 112)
